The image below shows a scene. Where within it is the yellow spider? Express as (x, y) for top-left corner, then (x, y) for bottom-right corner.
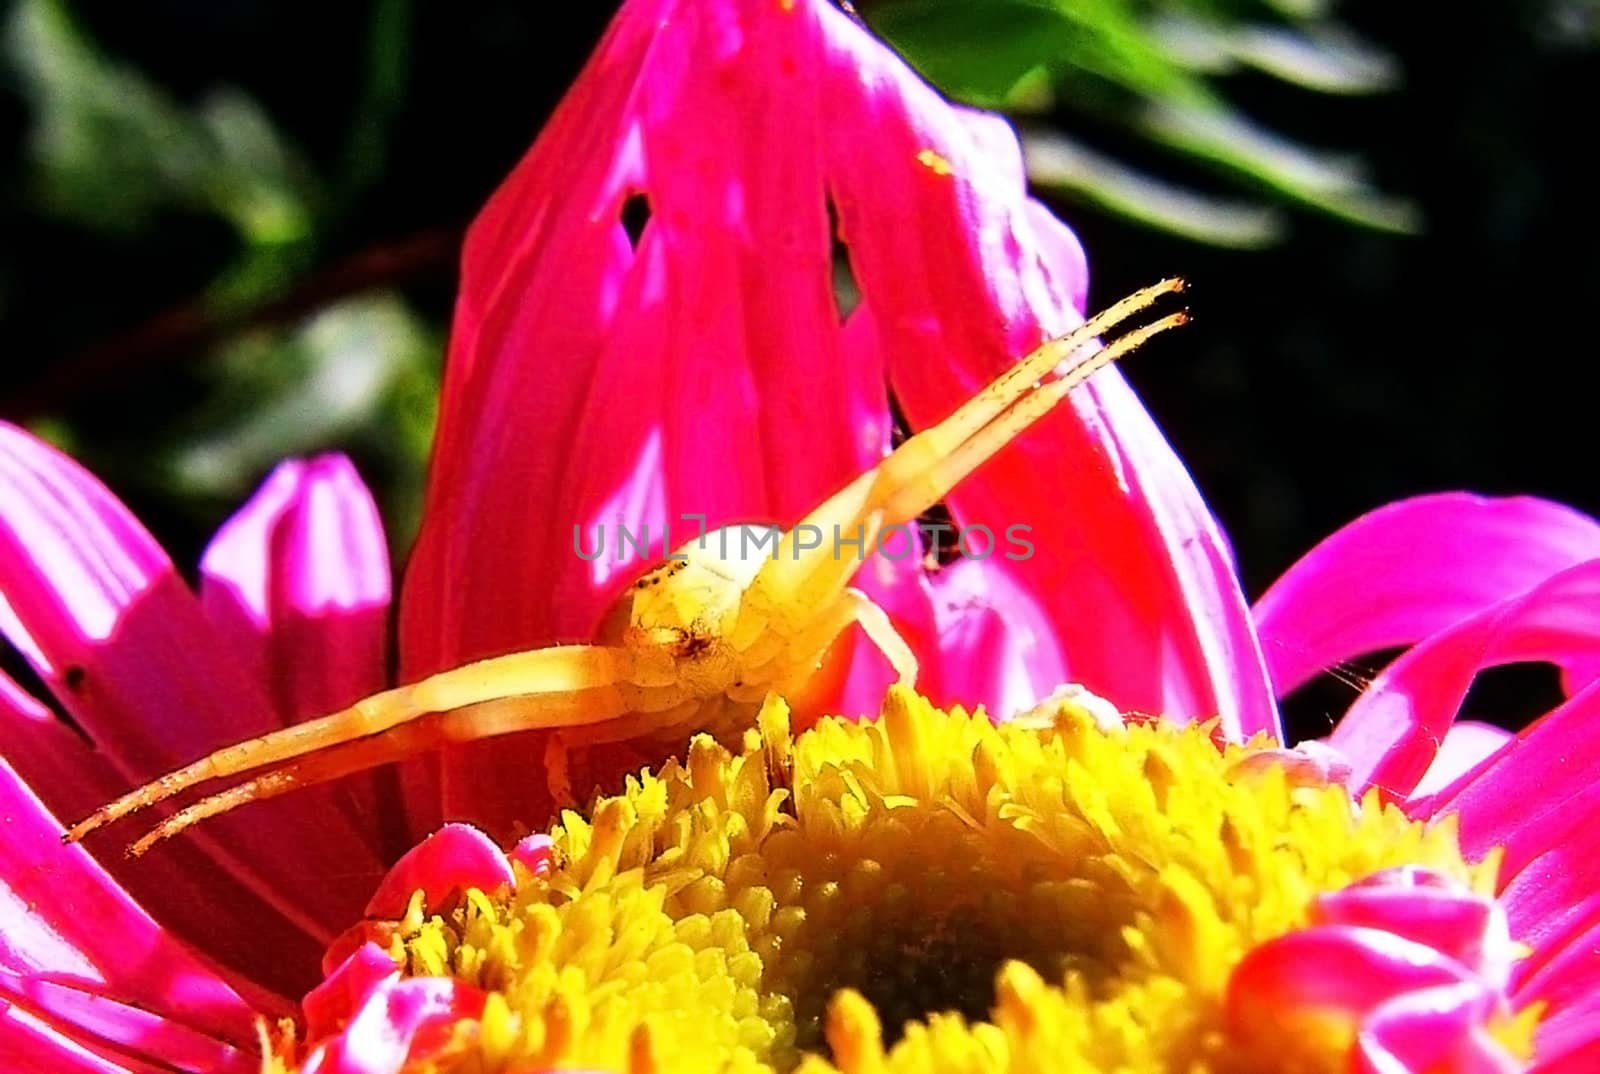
(65, 279), (1187, 856)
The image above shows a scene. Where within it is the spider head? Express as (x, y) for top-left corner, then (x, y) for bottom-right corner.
(607, 524), (779, 657)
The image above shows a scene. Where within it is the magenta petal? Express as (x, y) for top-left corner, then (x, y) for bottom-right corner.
(400, 0), (1278, 834)
(1255, 493), (1600, 695)
(303, 944), (400, 1041)
(0, 756), (257, 1046)
(1330, 559), (1600, 798)
(0, 1006), (150, 1074)
(198, 456), (413, 857)
(1525, 985), (1600, 1074)
(0, 971), (253, 1074)
(401, 0), (916, 832)
(1228, 925), (1475, 1019)
(1314, 868), (1510, 984)
(917, 556), (1069, 720)
(1355, 982), (1513, 1074)
(818, 10), (1274, 737)
(0, 422), (387, 981)
(1533, 1030), (1600, 1074)
(200, 455), (391, 723)
(0, 670), (327, 1007)
(1513, 913), (1600, 1066)
(364, 823), (515, 918)
(509, 833), (556, 878)
(1421, 683), (1600, 990)
(300, 977), (486, 1074)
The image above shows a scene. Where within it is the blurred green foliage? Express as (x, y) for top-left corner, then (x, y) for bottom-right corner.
(864, 0), (1414, 246)
(3, 0), (439, 550)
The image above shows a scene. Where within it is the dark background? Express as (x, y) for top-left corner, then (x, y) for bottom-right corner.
(2, 0), (1595, 734)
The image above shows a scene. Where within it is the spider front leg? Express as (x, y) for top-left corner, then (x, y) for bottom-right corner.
(842, 588), (917, 686)
(119, 681), (692, 855)
(727, 585), (917, 707)
(65, 643), (675, 846)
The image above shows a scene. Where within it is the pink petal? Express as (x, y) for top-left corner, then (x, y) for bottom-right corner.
(399, 0), (912, 834)
(1533, 1032), (1600, 1074)
(303, 944), (400, 1041)
(199, 456), (416, 858)
(401, 0), (1277, 835)
(1356, 982), (1515, 1074)
(300, 977), (485, 1074)
(1314, 868), (1511, 985)
(1330, 559), (1600, 798)
(0, 669), (320, 1007)
(509, 833), (556, 878)
(364, 823), (514, 918)
(1408, 679), (1600, 1060)
(1513, 913), (1600, 1064)
(0, 971), (252, 1074)
(200, 455), (391, 725)
(1228, 924), (1477, 1020)
(1255, 494), (1600, 695)
(0, 422), (387, 984)
(1526, 989), (1600, 1074)
(0, 755), (257, 1045)
(917, 556), (1070, 720)
(822, 49), (1275, 737)
(1228, 923), (1522, 1073)
(0, 1006), (149, 1074)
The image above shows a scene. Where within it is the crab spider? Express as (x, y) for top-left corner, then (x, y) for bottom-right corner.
(65, 279), (1188, 855)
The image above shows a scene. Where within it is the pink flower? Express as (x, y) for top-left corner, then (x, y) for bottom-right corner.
(0, 425), (415, 1066)
(1256, 492), (1600, 1069)
(1, 0), (1268, 1061)
(9, 0), (1596, 1066)
(398, 0), (1276, 839)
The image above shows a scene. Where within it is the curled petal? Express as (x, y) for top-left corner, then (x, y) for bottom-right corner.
(1314, 868), (1512, 986)
(300, 976), (486, 1074)
(509, 834), (556, 878)
(1227, 924), (1512, 1072)
(200, 455), (391, 724)
(1228, 924), (1476, 1020)
(1356, 982), (1516, 1074)
(364, 823), (515, 918)
(0, 755), (258, 1046)
(1331, 559), (1600, 799)
(304, 944), (402, 1042)
(1255, 493), (1600, 694)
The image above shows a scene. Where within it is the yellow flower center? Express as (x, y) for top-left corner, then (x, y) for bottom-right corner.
(369, 688), (1513, 1074)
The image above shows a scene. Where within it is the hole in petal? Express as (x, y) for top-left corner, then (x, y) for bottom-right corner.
(0, 637), (93, 744)
(621, 192), (652, 249)
(1277, 648), (1398, 746)
(826, 196), (862, 323)
(1460, 661), (1565, 733)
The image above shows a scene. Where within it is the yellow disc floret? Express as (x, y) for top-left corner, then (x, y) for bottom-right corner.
(367, 687), (1498, 1074)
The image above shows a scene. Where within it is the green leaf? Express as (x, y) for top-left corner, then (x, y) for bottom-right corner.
(868, 0), (1089, 109)
(1024, 129), (1285, 247)
(1138, 100), (1420, 231)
